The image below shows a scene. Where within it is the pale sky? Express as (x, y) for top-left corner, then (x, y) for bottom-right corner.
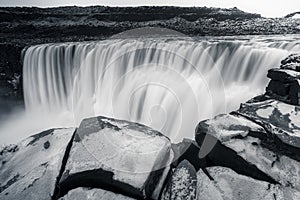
(0, 0), (299, 18)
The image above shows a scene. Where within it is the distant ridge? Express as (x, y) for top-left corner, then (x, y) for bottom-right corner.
(285, 11), (300, 18)
(0, 6), (261, 22)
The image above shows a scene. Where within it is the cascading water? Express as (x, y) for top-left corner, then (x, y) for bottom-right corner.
(3, 35), (300, 144)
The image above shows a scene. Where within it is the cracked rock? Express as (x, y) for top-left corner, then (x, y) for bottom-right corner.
(197, 166), (300, 200)
(57, 116), (173, 199)
(0, 128), (75, 200)
(195, 113), (300, 190)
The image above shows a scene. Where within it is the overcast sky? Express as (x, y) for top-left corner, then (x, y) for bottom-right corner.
(0, 0), (299, 18)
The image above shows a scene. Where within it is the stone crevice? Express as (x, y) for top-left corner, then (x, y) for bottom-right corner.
(56, 169), (146, 199)
(231, 111), (300, 162)
(196, 133), (279, 185)
(52, 128), (77, 200)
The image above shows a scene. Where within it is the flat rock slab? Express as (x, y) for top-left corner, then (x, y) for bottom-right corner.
(196, 113), (265, 143)
(59, 116), (173, 199)
(201, 167), (300, 200)
(196, 169), (223, 200)
(195, 113), (300, 190)
(267, 68), (300, 83)
(238, 99), (300, 148)
(59, 187), (135, 200)
(0, 128), (75, 200)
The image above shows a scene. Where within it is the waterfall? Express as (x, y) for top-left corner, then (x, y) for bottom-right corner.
(22, 36), (300, 142)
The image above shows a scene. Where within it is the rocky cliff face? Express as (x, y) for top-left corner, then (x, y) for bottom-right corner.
(0, 54), (300, 199)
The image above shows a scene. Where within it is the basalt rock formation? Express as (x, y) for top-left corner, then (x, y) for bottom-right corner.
(1, 54), (300, 199)
(266, 54), (300, 105)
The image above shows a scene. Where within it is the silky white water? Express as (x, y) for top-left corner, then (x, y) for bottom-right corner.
(1, 35), (300, 145)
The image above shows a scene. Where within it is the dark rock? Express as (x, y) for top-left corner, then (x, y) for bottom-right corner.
(285, 12), (300, 18)
(289, 80), (300, 105)
(0, 128), (75, 200)
(27, 129), (54, 146)
(266, 80), (290, 96)
(265, 54), (300, 105)
(280, 54), (300, 72)
(57, 116), (173, 199)
(0, 144), (18, 157)
(245, 94), (271, 104)
(267, 68), (300, 83)
(171, 138), (207, 170)
(43, 141), (50, 149)
(281, 62), (300, 72)
(281, 53), (300, 66)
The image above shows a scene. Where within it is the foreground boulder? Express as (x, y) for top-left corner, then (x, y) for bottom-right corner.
(266, 53), (300, 105)
(197, 166), (300, 200)
(0, 128), (76, 200)
(196, 111), (300, 190)
(238, 99), (300, 148)
(57, 116), (173, 199)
